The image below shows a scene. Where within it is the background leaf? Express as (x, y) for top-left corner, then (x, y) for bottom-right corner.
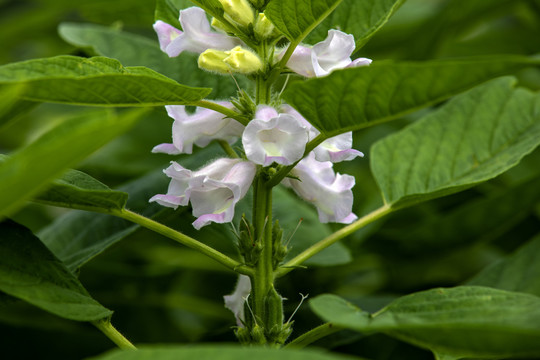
(87, 344), (364, 360)
(0, 109), (144, 220)
(0, 56), (211, 106)
(371, 77), (540, 208)
(310, 287), (540, 359)
(265, 0), (343, 42)
(0, 219), (113, 321)
(284, 57), (540, 137)
(305, 0), (406, 49)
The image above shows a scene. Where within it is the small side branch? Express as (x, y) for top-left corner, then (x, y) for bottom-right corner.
(93, 319), (136, 350)
(276, 204), (393, 277)
(285, 323), (343, 349)
(113, 209), (254, 276)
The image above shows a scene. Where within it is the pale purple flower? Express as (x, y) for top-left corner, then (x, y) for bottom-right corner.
(150, 158), (256, 229)
(242, 106), (309, 166)
(282, 153), (357, 224)
(281, 104), (363, 162)
(152, 102), (244, 155)
(284, 29), (372, 77)
(224, 275), (251, 327)
(153, 7), (242, 57)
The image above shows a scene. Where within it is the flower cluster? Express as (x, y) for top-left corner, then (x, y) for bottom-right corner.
(151, 3), (370, 229)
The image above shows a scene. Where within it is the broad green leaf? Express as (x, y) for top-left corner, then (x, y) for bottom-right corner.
(0, 109), (144, 220)
(87, 344), (363, 360)
(306, 0), (406, 49)
(468, 233), (540, 297)
(310, 287), (540, 358)
(58, 23), (241, 98)
(0, 84), (26, 128)
(0, 56), (211, 106)
(265, 0), (343, 42)
(284, 57), (540, 137)
(0, 219), (112, 321)
(371, 77), (540, 208)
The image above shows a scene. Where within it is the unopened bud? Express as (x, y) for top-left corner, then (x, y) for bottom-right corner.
(198, 49), (230, 74)
(224, 46), (263, 74)
(211, 17), (229, 33)
(219, 0), (255, 28)
(254, 13), (275, 39)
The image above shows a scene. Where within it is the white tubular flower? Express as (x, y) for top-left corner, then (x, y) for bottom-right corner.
(152, 102), (244, 155)
(153, 7), (242, 57)
(149, 162), (192, 208)
(224, 275), (251, 327)
(189, 158), (256, 229)
(284, 29), (372, 77)
(281, 104), (363, 162)
(150, 158), (256, 229)
(242, 106), (309, 166)
(283, 153), (357, 224)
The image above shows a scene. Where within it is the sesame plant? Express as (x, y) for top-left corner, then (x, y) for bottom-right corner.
(1, 0), (540, 359)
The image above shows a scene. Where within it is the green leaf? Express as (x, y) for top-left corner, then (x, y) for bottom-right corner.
(306, 0), (406, 49)
(0, 56), (211, 106)
(58, 23), (241, 98)
(36, 169), (129, 211)
(310, 287), (540, 359)
(87, 344), (363, 360)
(371, 77), (540, 208)
(0, 109), (144, 220)
(468, 233), (540, 297)
(0, 219), (112, 321)
(284, 57), (540, 137)
(265, 0), (343, 42)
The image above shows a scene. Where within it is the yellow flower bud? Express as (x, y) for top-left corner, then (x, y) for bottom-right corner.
(223, 46), (263, 74)
(254, 13), (275, 39)
(198, 49), (231, 74)
(219, 0), (255, 28)
(211, 17), (229, 33)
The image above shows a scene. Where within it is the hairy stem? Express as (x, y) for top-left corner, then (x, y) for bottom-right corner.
(113, 209), (254, 276)
(285, 323), (343, 349)
(194, 100), (249, 126)
(276, 204), (393, 277)
(93, 319), (136, 350)
(251, 175), (274, 322)
(217, 139), (240, 158)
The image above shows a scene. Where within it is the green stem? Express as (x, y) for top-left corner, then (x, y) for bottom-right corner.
(194, 100), (248, 126)
(285, 323), (343, 349)
(217, 139), (239, 158)
(113, 209), (254, 276)
(93, 319), (136, 350)
(275, 204), (393, 277)
(256, 41), (271, 105)
(251, 175), (274, 319)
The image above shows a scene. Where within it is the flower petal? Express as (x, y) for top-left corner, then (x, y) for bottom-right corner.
(243, 106), (309, 166)
(224, 275), (251, 327)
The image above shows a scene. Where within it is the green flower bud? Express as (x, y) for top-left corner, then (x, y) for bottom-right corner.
(211, 17), (229, 33)
(254, 13), (275, 39)
(219, 0), (255, 28)
(263, 286), (284, 332)
(198, 49), (230, 74)
(224, 46), (263, 74)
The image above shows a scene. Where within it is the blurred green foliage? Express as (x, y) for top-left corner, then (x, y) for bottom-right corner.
(1, 0), (540, 359)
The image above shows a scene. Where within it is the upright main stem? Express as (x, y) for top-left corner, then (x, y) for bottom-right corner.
(251, 175), (274, 323)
